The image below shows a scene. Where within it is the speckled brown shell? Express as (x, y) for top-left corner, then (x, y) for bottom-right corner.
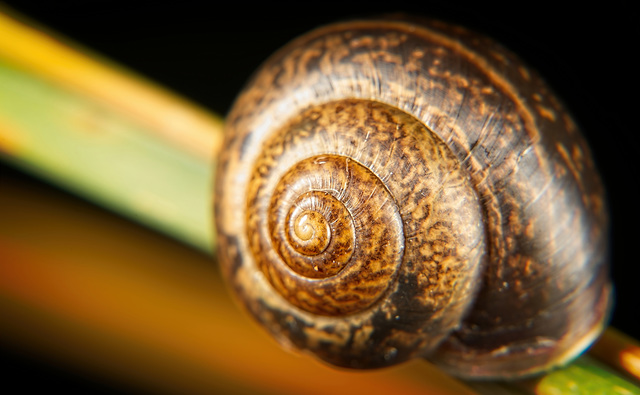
(214, 18), (611, 379)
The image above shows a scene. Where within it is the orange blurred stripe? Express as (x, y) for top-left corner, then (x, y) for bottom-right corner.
(0, 179), (476, 394)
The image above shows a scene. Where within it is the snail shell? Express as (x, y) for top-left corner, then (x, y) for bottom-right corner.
(214, 17), (611, 379)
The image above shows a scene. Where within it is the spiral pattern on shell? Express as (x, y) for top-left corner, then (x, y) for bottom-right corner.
(246, 99), (485, 321)
(215, 17), (611, 378)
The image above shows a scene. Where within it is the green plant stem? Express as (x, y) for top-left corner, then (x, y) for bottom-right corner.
(0, 58), (215, 253)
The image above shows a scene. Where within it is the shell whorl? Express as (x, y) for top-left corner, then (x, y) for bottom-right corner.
(215, 18), (610, 377)
(242, 98), (485, 364)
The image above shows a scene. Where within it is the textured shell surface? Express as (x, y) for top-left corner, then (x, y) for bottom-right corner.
(214, 17), (610, 379)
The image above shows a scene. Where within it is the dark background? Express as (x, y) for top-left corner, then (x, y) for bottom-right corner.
(1, 1), (638, 392)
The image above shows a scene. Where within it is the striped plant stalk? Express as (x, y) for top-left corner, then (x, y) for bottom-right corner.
(0, 9), (222, 252)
